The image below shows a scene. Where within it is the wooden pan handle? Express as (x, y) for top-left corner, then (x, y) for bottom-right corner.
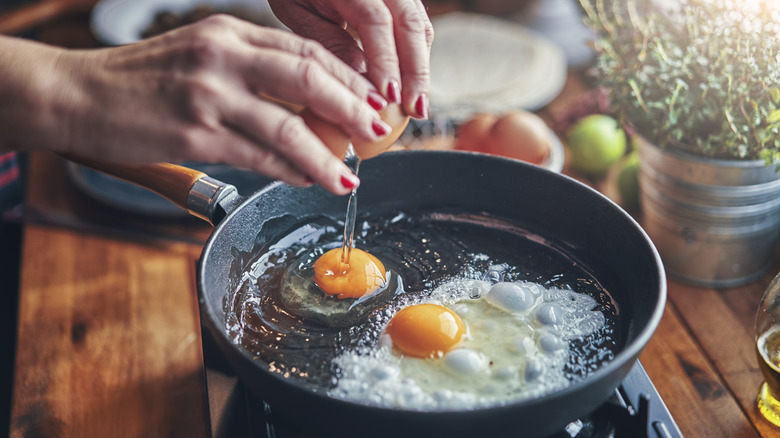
(62, 154), (207, 210)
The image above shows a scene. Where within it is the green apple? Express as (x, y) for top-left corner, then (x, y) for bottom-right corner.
(616, 151), (640, 210)
(566, 115), (627, 177)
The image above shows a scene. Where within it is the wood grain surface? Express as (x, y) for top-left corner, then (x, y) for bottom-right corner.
(11, 221), (208, 438)
(13, 148), (780, 438)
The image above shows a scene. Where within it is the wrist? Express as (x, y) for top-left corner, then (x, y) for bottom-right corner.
(0, 36), (83, 154)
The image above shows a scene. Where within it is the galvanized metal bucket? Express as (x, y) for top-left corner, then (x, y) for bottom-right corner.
(638, 139), (780, 287)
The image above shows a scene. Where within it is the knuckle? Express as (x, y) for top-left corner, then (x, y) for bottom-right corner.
(296, 59), (326, 91)
(373, 51), (399, 70)
(395, 4), (426, 35)
(174, 75), (220, 119)
(176, 128), (210, 159)
(345, 73), (367, 95)
(180, 17), (240, 67)
(347, 98), (365, 123)
(182, 32), (224, 67)
(164, 95), (221, 153)
(247, 148), (276, 170)
(361, 4), (393, 26)
(199, 13), (239, 29)
(298, 39), (327, 60)
(274, 115), (308, 148)
(424, 17), (435, 46)
(401, 59), (432, 84)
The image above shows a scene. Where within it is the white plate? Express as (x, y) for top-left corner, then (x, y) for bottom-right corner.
(91, 0), (283, 46)
(429, 12), (567, 121)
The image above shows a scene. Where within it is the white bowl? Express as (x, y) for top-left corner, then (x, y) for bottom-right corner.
(91, 0), (283, 46)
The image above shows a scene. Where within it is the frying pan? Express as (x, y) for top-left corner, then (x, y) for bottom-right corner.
(72, 150), (666, 438)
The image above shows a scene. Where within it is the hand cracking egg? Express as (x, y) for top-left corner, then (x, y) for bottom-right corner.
(329, 277), (608, 410)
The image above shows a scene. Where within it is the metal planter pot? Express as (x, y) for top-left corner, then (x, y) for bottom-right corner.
(638, 139), (780, 287)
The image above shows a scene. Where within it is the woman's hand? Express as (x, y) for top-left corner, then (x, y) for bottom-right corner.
(0, 15), (396, 194)
(268, 0), (434, 120)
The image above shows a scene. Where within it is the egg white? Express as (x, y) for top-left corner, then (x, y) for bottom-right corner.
(329, 278), (606, 410)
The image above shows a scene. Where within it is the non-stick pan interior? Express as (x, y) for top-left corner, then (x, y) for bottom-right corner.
(198, 150), (666, 438)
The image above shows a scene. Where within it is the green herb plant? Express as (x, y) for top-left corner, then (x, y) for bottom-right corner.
(580, 0), (780, 161)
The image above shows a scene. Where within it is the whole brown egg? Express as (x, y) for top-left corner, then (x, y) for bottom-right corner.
(486, 111), (551, 165)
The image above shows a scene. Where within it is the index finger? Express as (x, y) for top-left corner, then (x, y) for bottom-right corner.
(334, 0), (432, 118)
(230, 22), (378, 100)
(331, 0), (402, 104)
(386, 0), (433, 119)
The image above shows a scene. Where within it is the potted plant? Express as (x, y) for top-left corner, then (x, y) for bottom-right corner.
(579, 0), (780, 287)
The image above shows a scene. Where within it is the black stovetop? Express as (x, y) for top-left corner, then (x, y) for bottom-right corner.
(204, 350), (683, 438)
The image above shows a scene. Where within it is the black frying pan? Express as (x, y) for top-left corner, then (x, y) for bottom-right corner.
(73, 150), (666, 438)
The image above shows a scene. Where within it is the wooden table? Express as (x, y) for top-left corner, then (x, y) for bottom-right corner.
(6, 3), (780, 438)
(13, 154), (780, 438)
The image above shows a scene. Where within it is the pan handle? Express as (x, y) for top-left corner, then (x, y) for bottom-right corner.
(62, 154), (240, 226)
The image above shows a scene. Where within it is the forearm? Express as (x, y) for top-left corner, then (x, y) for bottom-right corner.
(0, 35), (76, 154)
(0, 15), (392, 195)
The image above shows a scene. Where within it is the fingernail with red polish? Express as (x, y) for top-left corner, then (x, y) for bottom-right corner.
(340, 173), (360, 191)
(303, 176), (315, 186)
(386, 80), (401, 104)
(372, 119), (391, 137)
(415, 94), (429, 119)
(367, 90), (387, 111)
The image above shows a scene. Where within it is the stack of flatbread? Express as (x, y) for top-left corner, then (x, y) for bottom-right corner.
(429, 13), (567, 122)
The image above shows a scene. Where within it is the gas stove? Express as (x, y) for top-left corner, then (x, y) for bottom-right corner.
(204, 345), (682, 438)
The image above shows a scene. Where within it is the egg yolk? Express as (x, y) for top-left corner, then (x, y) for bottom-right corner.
(385, 303), (465, 358)
(312, 248), (386, 299)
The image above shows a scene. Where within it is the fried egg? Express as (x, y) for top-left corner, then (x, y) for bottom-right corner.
(279, 245), (398, 327)
(313, 247), (387, 299)
(329, 277), (606, 410)
(385, 303), (466, 358)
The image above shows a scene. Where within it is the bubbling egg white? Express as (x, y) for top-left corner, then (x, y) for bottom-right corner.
(329, 278), (606, 410)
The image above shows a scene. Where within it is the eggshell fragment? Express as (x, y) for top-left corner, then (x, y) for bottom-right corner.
(300, 103), (410, 161)
(300, 108), (351, 159)
(352, 103), (410, 159)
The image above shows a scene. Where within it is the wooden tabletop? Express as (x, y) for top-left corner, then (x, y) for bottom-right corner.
(13, 152), (780, 438)
(6, 3), (780, 437)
